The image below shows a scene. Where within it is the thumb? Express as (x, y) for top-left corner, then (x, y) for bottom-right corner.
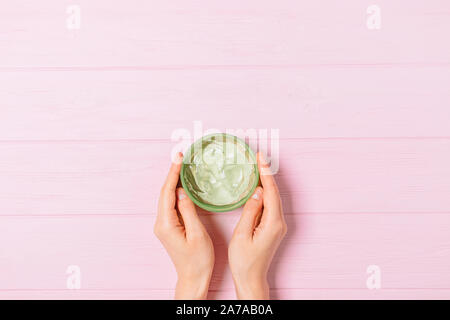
(234, 187), (263, 238)
(176, 188), (204, 233)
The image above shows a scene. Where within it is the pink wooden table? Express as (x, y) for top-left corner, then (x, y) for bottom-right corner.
(1, 0), (449, 299)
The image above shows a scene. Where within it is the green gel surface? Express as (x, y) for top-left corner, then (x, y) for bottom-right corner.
(183, 134), (257, 207)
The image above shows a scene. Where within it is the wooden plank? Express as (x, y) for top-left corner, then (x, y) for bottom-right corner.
(0, 214), (449, 291)
(0, 288), (449, 300)
(1, 67), (449, 140)
(1, 1), (449, 67)
(0, 139), (449, 215)
(0, 289), (175, 300)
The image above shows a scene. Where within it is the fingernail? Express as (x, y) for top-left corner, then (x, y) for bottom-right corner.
(259, 152), (268, 165)
(251, 188), (261, 200)
(173, 152), (183, 164)
(177, 189), (186, 200)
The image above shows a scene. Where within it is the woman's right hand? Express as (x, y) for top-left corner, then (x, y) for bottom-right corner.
(228, 152), (287, 299)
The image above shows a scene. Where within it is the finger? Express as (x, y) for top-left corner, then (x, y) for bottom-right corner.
(176, 188), (204, 235)
(163, 152), (183, 192)
(257, 152), (282, 221)
(234, 187), (263, 238)
(159, 152), (183, 212)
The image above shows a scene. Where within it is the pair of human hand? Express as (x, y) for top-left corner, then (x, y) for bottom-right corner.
(154, 152), (287, 299)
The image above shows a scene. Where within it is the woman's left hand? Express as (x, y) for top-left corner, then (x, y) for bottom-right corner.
(154, 152), (215, 299)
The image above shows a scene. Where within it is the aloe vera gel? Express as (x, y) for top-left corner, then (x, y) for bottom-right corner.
(181, 134), (258, 212)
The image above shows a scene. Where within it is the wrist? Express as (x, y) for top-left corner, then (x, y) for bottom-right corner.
(233, 275), (269, 300)
(175, 274), (212, 300)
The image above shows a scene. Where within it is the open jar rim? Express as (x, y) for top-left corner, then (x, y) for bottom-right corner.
(180, 133), (259, 213)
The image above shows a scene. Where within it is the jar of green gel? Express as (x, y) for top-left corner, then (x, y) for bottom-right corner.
(180, 133), (259, 212)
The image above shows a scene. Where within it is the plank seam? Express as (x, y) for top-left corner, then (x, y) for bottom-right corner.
(1, 137), (450, 143)
(0, 288), (449, 292)
(1, 62), (449, 72)
(1, 211), (450, 218)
